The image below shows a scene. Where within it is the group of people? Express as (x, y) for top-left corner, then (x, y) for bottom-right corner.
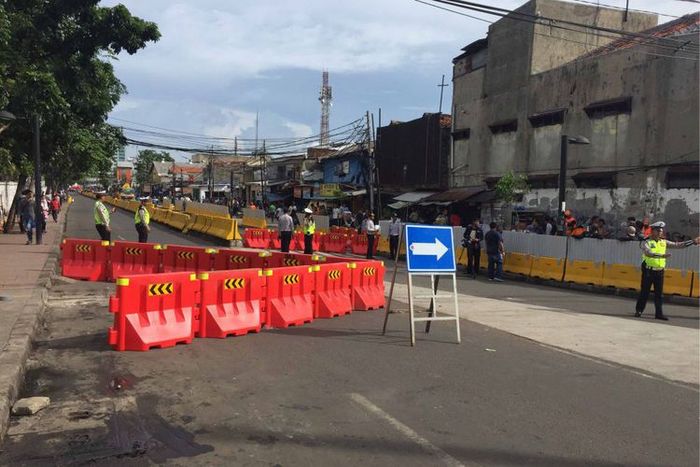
(93, 192), (150, 243)
(462, 219), (505, 282)
(17, 190), (63, 244)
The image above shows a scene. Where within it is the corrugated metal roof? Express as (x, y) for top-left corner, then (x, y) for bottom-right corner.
(393, 191), (437, 203)
(422, 186), (485, 203)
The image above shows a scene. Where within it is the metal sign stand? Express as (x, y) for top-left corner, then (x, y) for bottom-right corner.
(383, 224), (461, 346)
(407, 272), (460, 346)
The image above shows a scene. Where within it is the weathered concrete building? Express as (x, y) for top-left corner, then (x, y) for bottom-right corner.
(451, 0), (699, 236)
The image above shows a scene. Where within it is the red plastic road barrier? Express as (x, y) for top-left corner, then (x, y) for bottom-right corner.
(322, 233), (349, 253)
(269, 230), (281, 249)
(243, 228), (269, 249)
(212, 248), (268, 271)
(313, 263), (353, 318)
(292, 231), (320, 252)
(351, 234), (379, 256)
(160, 245), (217, 273)
(109, 241), (162, 281)
(351, 260), (385, 310)
(263, 265), (315, 328)
(197, 269), (264, 338)
(107, 271), (199, 351)
(60, 238), (111, 281)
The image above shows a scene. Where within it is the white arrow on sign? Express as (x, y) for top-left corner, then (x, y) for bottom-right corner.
(409, 238), (449, 260)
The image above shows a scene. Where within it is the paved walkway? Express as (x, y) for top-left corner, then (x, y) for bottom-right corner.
(384, 274), (700, 386)
(0, 209), (65, 347)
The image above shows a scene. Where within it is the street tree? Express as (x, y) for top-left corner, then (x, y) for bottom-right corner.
(0, 1), (159, 232)
(134, 150), (174, 188)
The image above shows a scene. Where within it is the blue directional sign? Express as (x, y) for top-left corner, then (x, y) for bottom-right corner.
(405, 225), (456, 273)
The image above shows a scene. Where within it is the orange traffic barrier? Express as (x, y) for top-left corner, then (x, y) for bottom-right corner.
(530, 256), (565, 281)
(269, 230), (281, 249)
(160, 245), (217, 273)
(564, 260), (604, 286)
(243, 228), (268, 248)
(265, 252), (316, 268)
(60, 238), (111, 281)
(664, 268), (693, 296)
(313, 263), (353, 318)
(351, 234), (378, 255)
(197, 269), (264, 338)
(351, 260), (385, 310)
(107, 271), (199, 351)
(263, 265), (315, 328)
(503, 253), (532, 276)
(323, 233), (349, 253)
(212, 249), (268, 271)
(109, 241), (162, 281)
(292, 231), (320, 252)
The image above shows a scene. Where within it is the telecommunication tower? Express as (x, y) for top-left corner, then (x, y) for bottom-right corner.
(319, 70), (332, 147)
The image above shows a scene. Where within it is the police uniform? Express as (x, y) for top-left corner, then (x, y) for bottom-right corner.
(135, 200), (151, 243)
(94, 197), (111, 241)
(303, 209), (315, 254)
(635, 222), (697, 320)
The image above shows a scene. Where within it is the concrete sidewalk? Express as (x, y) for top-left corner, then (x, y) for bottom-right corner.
(0, 207), (67, 441)
(385, 275), (700, 387)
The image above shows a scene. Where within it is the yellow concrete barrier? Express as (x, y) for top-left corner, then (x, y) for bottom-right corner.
(167, 212), (191, 231)
(692, 272), (699, 298)
(208, 217), (237, 241)
(530, 256), (565, 281)
(664, 268), (693, 297)
(503, 253), (533, 276)
(602, 263), (641, 291)
(564, 260), (604, 286)
(377, 236), (389, 254)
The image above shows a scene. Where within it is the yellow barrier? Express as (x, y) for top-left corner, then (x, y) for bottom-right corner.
(530, 256), (565, 281)
(564, 260), (604, 286)
(207, 217), (237, 241)
(664, 268), (692, 296)
(190, 215), (209, 234)
(503, 253), (533, 276)
(167, 212), (191, 231)
(242, 215), (267, 229)
(602, 264), (640, 291)
(377, 236), (389, 254)
(692, 272), (699, 298)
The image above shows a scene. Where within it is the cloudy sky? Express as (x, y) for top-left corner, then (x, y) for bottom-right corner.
(101, 0), (698, 160)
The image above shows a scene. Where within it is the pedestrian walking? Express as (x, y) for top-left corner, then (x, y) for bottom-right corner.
(40, 193), (49, 233)
(135, 197), (151, 243)
(365, 212), (379, 259)
(485, 222), (504, 282)
(278, 208), (294, 253)
(18, 190), (35, 245)
(303, 207), (315, 254)
(50, 193), (61, 222)
(94, 192), (113, 241)
(463, 219), (484, 278)
(634, 222), (699, 321)
(388, 212), (401, 260)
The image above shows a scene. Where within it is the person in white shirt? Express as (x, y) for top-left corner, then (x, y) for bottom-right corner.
(365, 212), (379, 259)
(332, 206), (340, 226)
(278, 208), (294, 252)
(388, 212), (402, 260)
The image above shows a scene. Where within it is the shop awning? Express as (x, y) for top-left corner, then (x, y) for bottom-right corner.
(421, 186), (486, 204)
(466, 189), (498, 204)
(393, 191), (437, 203)
(387, 201), (410, 210)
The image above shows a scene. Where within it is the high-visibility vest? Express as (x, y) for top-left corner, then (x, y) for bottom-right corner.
(304, 219), (316, 235)
(642, 239), (666, 269)
(135, 206), (150, 226)
(94, 201), (109, 226)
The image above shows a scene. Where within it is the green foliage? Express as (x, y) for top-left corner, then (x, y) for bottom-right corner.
(134, 149), (173, 188)
(0, 0), (159, 186)
(495, 171), (530, 204)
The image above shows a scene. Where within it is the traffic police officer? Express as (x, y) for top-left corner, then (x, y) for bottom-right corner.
(635, 221), (699, 320)
(303, 207), (315, 254)
(135, 197), (151, 243)
(94, 192), (113, 241)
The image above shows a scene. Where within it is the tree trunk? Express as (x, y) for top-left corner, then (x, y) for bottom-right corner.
(3, 173), (27, 234)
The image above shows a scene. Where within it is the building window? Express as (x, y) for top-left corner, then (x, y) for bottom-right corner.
(528, 109), (566, 128)
(584, 97), (632, 119)
(666, 165), (700, 189)
(489, 119), (518, 134)
(573, 173), (616, 188)
(452, 128), (471, 140)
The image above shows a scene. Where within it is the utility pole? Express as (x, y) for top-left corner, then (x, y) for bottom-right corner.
(32, 114), (42, 245)
(437, 74), (448, 114)
(623, 0), (629, 21)
(208, 145), (214, 202)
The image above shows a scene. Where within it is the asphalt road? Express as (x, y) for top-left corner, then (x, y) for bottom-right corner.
(0, 196), (698, 466)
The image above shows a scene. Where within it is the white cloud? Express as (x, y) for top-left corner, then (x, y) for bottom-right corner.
(204, 108), (258, 139)
(284, 121), (314, 138)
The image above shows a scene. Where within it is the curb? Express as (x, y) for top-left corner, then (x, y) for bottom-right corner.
(0, 204), (68, 443)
